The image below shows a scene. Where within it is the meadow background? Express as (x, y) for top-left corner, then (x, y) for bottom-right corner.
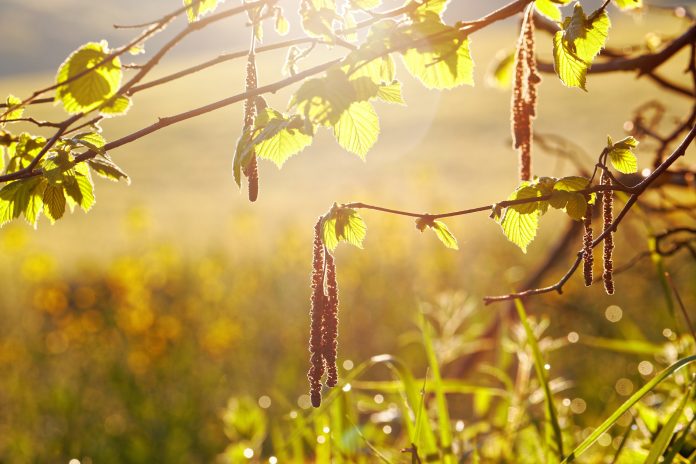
(0, 0), (695, 462)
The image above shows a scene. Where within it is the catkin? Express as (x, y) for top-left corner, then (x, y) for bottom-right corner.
(322, 252), (339, 388)
(582, 203), (594, 287)
(308, 219), (327, 407)
(511, 4), (539, 182)
(601, 172), (615, 295)
(241, 53), (259, 202)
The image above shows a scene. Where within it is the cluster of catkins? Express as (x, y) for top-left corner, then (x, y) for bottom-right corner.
(582, 171), (615, 294)
(511, 4), (540, 182)
(241, 53), (259, 202)
(308, 219), (340, 407)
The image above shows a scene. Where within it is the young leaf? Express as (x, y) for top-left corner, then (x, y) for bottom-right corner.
(3, 95), (24, 124)
(42, 183), (66, 224)
(274, 8), (290, 35)
(0, 177), (44, 227)
(500, 207), (539, 254)
(400, 14), (474, 90)
(321, 205), (367, 250)
(607, 135), (639, 174)
(99, 95), (132, 116)
(416, 217), (459, 249)
(88, 157), (130, 184)
(564, 192), (587, 221)
(183, 0), (221, 23)
(64, 163), (95, 213)
(72, 132), (106, 154)
(534, 0), (571, 22)
(55, 42), (123, 114)
(332, 101), (379, 158)
(376, 81), (406, 105)
(249, 109), (313, 168)
(614, 0), (642, 10)
(553, 4), (610, 90)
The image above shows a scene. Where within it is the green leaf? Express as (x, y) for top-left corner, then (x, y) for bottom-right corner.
(99, 95), (132, 116)
(410, 0), (450, 18)
(300, 0), (338, 40)
(63, 164), (95, 213)
(554, 176), (589, 191)
(274, 9), (290, 35)
(376, 81), (406, 105)
(183, 0), (221, 23)
(553, 4), (610, 90)
(332, 100), (379, 158)
(509, 185), (542, 214)
(55, 42), (123, 114)
(0, 177), (44, 227)
(321, 205), (367, 250)
(250, 109), (313, 168)
(614, 0), (642, 10)
(88, 157), (130, 184)
(535, 0), (571, 22)
(607, 135), (639, 174)
(431, 220), (459, 249)
(233, 129), (255, 188)
(486, 50), (515, 89)
(42, 183), (66, 223)
(400, 15), (474, 90)
(564, 192), (587, 221)
(72, 132), (106, 154)
(291, 69), (356, 126)
(3, 94), (24, 125)
(500, 207), (539, 254)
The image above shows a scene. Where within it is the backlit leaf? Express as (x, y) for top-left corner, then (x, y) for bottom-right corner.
(607, 135), (639, 174)
(376, 81), (405, 105)
(431, 220), (459, 249)
(535, 0), (571, 22)
(99, 95), (132, 116)
(184, 0), (221, 23)
(321, 205), (367, 250)
(500, 207), (539, 253)
(3, 95), (23, 125)
(55, 42), (123, 114)
(250, 109), (313, 168)
(332, 100), (379, 158)
(614, 0), (642, 10)
(486, 50), (515, 89)
(42, 183), (66, 224)
(553, 4), (610, 90)
(88, 157), (130, 184)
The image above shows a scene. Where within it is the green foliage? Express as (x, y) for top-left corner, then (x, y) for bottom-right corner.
(4, 132), (46, 173)
(242, 108), (313, 168)
(416, 216), (459, 249)
(3, 94), (23, 125)
(535, 0), (572, 22)
(299, 0), (338, 40)
(399, 12), (474, 90)
(183, 0), (221, 23)
(498, 175), (594, 251)
(321, 204), (367, 251)
(614, 0), (642, 10)
(99, 95), (132, 116)
(607, 135), (639, 174)
(55, 42), (123, 114)
(553, 4), (611, 90)
(273, 8), (289, 35)
(333, 101), (379, 158)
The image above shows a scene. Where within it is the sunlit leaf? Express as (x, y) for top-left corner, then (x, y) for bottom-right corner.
(250, 109), (313, 168)
(42, 183), (66, 224)
(183, 0), (221, 23)
(535, 0), (571, 22)
(607, 135), (639, 174)
(376, 81), (405, 105)
(400, 14), (474, 90)
(553, 4), (610, 90)
(500, 207), (539, 253)
(55, 41), (123, 114)
(88, 157), (130, 184)
(416, 217), (458, 249)
(321, 205), (367, 250)
(564, 192), (587, 221)
(99, 95), (132, 116)
(274, 9), (290, 35)
(3, 94), (24, 124)
(332, 100), (379, 158)
(614, 0), (642, 10)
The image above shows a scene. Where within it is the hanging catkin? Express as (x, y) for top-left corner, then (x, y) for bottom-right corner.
(582, 203), (594, 287)
(308, 219), (327, 407)
(511, 4), (539, 181)
(241, 53), (259, 202)
(322, 252), (339, 388)
(601, 172), (615, 295)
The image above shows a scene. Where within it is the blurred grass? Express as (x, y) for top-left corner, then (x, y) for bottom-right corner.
(0, 5), (695, 463)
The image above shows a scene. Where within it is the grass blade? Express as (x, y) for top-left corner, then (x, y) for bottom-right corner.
(515, 299), (565, 461)
(644, 383), (693, 464)
(561, 354), (696, 463)
(420, 314), (454, 463)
